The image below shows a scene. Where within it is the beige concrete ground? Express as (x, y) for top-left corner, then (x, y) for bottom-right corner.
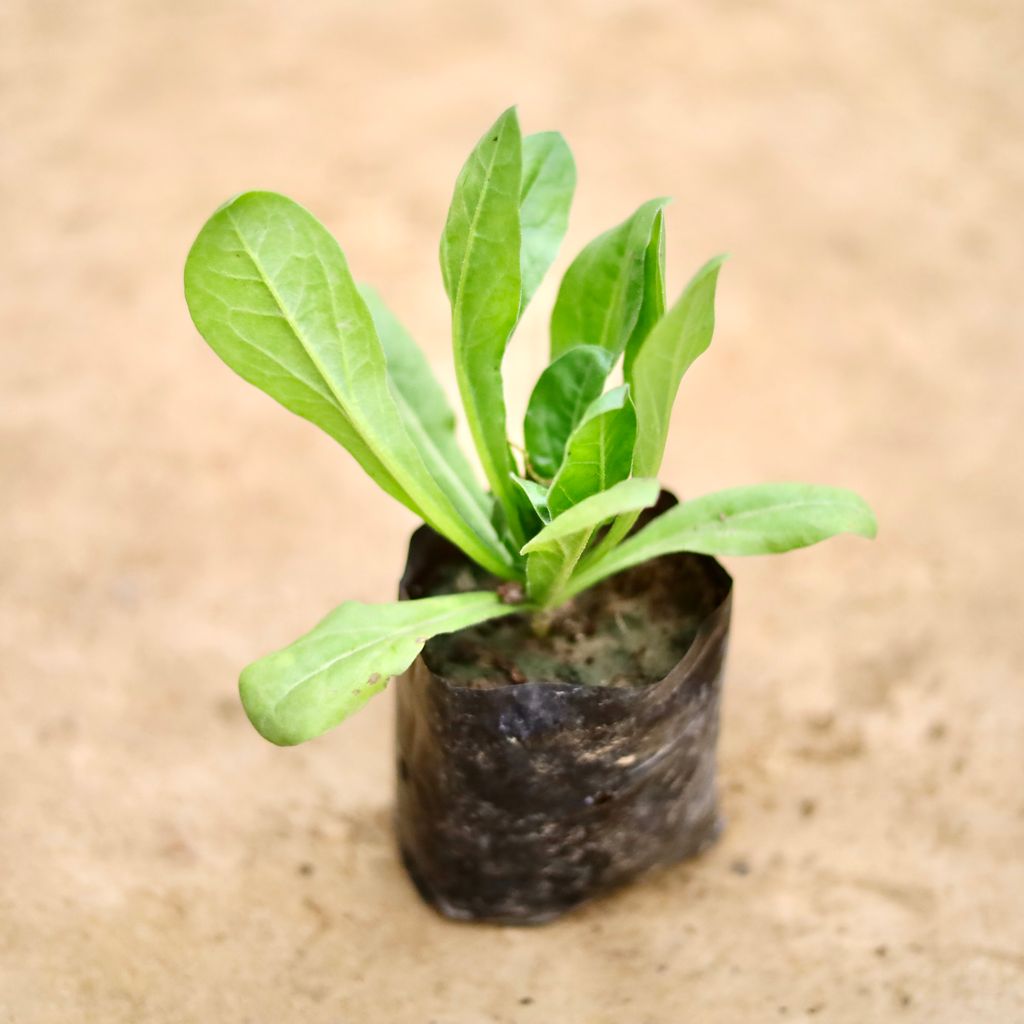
(2, 1), (1022, 1020)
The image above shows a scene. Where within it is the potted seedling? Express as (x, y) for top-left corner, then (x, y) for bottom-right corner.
(184, 108), (876, 924)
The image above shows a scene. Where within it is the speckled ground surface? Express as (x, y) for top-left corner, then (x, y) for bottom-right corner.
(2, 2), (1022, 1021)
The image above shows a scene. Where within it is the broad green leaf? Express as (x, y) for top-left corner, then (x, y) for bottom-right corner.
(510, 474), (551, 523)
(523, 477), (661, 606)
(523, 345), (613, 480)
(546, 385), (637, 517)
(569, 483), (877, 597)
(519, 131), (576, 309)
(521, 477), (661, 554)
(440, 108), (527, 546)
(622, 208), (666, 380)
(591, 254), (725, 561)
(184, 190), (515, 579)
(550, 197), (667, 361)
(186, 193), (412, 511)
(358, 284), (501, 548)
(241, 592), (521, 745)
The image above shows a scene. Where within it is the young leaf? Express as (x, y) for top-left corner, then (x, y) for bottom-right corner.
(629, 254), (725, 477)
(519, 131), (576, 310)
(522, 477), (661, 606)
(546, 384), (637, 517)
(440, 107), (527, 546)
(521, 477), (661, 554)
(184, 190), (515, 579)
(622, 208), (666, 380)
(570, 483), (877, 597)
(510, 474), (551, 523)
(241, 592), (522, 745)
(523, 345), (613, 480)
(550, 197), (667, 362)
(591, 254), (725, 560)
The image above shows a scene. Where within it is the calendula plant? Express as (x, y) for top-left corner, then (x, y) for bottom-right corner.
(184, 108), (875, 746)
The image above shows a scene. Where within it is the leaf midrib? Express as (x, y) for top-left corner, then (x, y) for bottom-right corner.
(226, 208), (368, 438)
(594, 204), (661, 355)
(265, 596), (506, 713)
(448, 116), (521, 539)
(452, 123), (509, 322)
(645, 496), (869, 535)
(225, 207), (450, 546)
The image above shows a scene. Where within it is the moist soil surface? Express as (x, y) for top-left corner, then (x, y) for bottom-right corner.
(421, 553), (719, 689)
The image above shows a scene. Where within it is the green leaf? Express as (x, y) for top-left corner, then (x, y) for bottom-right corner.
(591, 253), (725, 561)
(241, 592), (521, 745)
(523, 345), (613, 480)
(357, 283), (481, 498)
(519, 131), (576, 310)
(440, 107), (527, 546)
(550, 197), (667, 362)
(523, 477), (661, 606)
(525, 539), (585, 611)
(622, 208), (666, 380)
(521, 477), (661, 554)
(546, 384), (637, 517)
(570, 483), (877, 597)
(358, 283), (500, 547)
(186, 192), (410, 511)
(629, 254), (725, 477)
(184, 190), (516, 579)
(510, 474), (551, 523)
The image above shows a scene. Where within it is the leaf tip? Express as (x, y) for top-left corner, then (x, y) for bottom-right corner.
(856, 501), (879, 540)
(495, 105), (520, 131)
(519, 536), (541, 556)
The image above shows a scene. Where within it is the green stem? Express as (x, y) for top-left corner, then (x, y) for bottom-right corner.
(528, 531), (590, 608)
(583, 510), (638, 569)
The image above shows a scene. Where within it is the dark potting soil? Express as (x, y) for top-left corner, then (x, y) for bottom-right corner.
(396, 517), (732, 923)
(419, 553), (720, 690)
